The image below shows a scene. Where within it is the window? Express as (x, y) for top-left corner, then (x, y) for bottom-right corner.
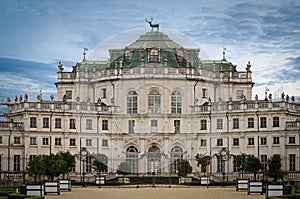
(128, 120), (135, 134)
(217, 139), (223, 146)
(14, 137), (21, 144)
(202, 88), (208, 98)
(217, 156), (223, 172)
(171, 90), (182, 114)
(233, 118), (239, 129)
(86, 139), (92, 146)
(30, 137), (37, 145)
(127, 90), (138, 114)
(30, 117), (37, 128)
(217, 119), (223, 129)
(29, 155), (36, 161)
(102, 139), (108, 147)
(174, 120), (180, 134)
(261, 155), (267, 171)
(70, 119), (76, 129)
(86, 119), (92, 130)
(0, 154), (2, 170)
(248, 118), (254, 128)
(149, 48), (159, 62)
(55, 118), (62, 128)
(289, 154), (296, 171)
(236, 90), (243, 99)
(248, 137), (254, 145)
(273, 137), (280, 144)
(14, 155), (20, 171)
(66, 90), (72, 99)
(233, 138), (239, 146)
(200, 139), (207, 146)
(0, 136), (2, 144)
(273, 117), (279, 127)
(260, 137), (267, 145)
(102, 88), (107, 99)
(70, 138), (76, 146)
(55, 138), (62, 146)
(126, 146), (138, 174)
(102, 120), (108, 130)
(42, 138), (49, 145)
(43, 118), (49, 128)
(260, 117), (267, 128)
(86, 156), (92, 173)
(151, 120), (158, 133)
(124, 49), (131, 62)
(289, 137), (296, 144)
(200, 119), (207, 130)
(148, 90), (161, 113)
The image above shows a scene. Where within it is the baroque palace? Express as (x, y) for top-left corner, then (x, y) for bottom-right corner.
(0, 27), (300, 184)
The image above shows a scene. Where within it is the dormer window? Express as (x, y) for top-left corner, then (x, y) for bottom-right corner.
(149, 48), (159, 62)
(124, 49), (131, 63)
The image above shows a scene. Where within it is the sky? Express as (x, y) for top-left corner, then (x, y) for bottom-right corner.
(0, 0), (299, 104)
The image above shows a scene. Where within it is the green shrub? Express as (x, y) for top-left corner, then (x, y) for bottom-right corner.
(8, 193), (44, 199)
(266, 193), (300, 199)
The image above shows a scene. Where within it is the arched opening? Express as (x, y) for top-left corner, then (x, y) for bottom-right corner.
(147, 145), (161, 174)
(148, 90), (161, 113)
(127, 90), (138, 113)
(126, 146), (138, 174)
(171, 90), (182, 114)
(170, 146), (183, 174)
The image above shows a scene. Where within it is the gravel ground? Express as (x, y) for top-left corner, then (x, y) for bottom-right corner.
(45, 187), (265, 199)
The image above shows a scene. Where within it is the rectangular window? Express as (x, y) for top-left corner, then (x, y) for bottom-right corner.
(0, 136), (2, 144)
(43, 118), (49, 128)
(14, 137), (21, 144)
(261, 155), (267, 171)
(70, 138), (76, 146)
(289, 154), (296, 171)
(289, 137), (296, 144)
(86, 156), (92, 173)
(102, 120), (108, 130)
(30, 117), (37, 128)
(217, 138), (223, 146)
(0, 154), (2, 171)
(236, 90), (243, 99)
(66, 90), (72, 99)
(260, 137), (267, 145)
(200, 139), (207, 146)
(248, 137), (254, 145)
(102, 139), (108, 147)
(42, 138), (49, 145)
(273, 117), (279, 127)
(55, 138), (62, 146)
(217, 119), (223, 129)
(273, 137), (280, 144)
(55, 118), (62, 128)
(217, 156), (223, 172)
(86, 119), (92, 130)
(174, 120), (180, 134)
(14, 155), (20, 171)
(151, 120), (158, 133)
(128, 120), (135, 134)
(248, 118), (254, 128)
(202, 88), (208, 98)
(86, 139), (92, 146)
(30, 137), (37, 145)
(29, 155), (36, 161)
(102, 88), (107, 99)
(233, 156), (238, 172)
(233, 118), (239, 129)
(200, 119), (207, 130)
(233, 138), (239, 146)
(260, 117), (267, 128)
(70, 119), (76, 129)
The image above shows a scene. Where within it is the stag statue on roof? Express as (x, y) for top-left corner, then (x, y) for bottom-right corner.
(145, 18), (159, 31)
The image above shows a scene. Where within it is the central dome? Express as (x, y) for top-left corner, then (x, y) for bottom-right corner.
(128, 31), (182, 49)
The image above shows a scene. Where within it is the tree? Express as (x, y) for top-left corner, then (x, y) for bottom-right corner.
(27, 155), (47, 183)
(195, 154), (211, 175)
(117, 162), (131, 175)
(176, 159), (192, 177)
(57, 151), (76, 178)
(267, 154), (284, 183)
(44, 153), (64, 181)
(92, 153), (108, 174)
(244, 155), (262, 181)
(234, 153), (247, 179)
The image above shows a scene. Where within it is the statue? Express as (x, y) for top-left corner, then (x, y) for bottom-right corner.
(24, 93), (28, 102)
(281, 92), (285, 101)
(19, 95), (23, 102)
(286, 94), (289, 102)
(255, 94), (258, 101)
(50, 95), (54, 101)
(15, 96), (18, 102)
(145, 18), (159, 31)
(291, 95), (295, 102)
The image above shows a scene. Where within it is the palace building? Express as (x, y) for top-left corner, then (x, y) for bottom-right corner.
(0, 28), (300, 184)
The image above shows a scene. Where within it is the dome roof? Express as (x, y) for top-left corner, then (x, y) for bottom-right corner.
(128, 31), (182, 49)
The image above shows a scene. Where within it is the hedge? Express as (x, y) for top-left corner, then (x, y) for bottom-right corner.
(266, 193), (300, 199)
(8, 193), (44, 199)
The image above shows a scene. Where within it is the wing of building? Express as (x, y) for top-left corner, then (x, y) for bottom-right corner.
(0, 29), (299, 184)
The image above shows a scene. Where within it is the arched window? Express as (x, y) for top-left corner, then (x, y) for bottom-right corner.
(127, 90), (137, 113)
(170, 146), (183, 174)
(171, 90), (182, 114)
(148, 90), (161, 113)
(149, 48), (159, 62)
(126, 146), (138, 174)
(148, 145), (161, 174)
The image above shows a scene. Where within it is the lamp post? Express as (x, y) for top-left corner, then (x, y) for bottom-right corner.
(80, 147), (89, 188)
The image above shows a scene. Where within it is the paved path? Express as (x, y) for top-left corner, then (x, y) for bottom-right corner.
(45, 187), (264, 199)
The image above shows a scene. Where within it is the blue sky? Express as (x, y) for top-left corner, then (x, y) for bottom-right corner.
(0, 0), (299, 102)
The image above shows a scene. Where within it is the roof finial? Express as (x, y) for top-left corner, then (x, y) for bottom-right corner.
(145, 18), (159, 31)
(83, 48), (88, 61)
(222, 47), (227, 60)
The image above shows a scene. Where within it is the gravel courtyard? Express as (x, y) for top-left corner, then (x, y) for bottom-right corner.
(45, 187), (264, 199)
